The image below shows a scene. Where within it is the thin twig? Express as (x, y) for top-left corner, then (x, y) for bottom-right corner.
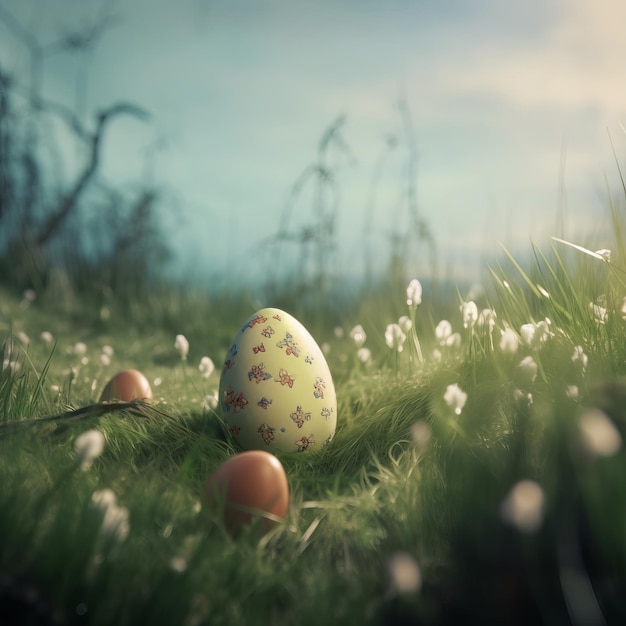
(0, 399), (173, 437)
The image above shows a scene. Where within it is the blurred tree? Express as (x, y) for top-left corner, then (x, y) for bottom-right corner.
(0, 4), (168, 299)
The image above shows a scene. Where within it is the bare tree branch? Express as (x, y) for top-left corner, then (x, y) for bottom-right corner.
(35, 102), (150, 246)
(31, 93), (91, 142)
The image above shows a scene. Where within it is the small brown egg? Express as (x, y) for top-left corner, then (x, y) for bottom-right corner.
(204, 450), (289, 534)
(99, 369), (153, 403)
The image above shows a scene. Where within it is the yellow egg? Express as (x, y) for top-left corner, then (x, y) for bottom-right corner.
(204, 450), (289, 534)
(219, 308), (337, 453)
(99, 369), (153, 403)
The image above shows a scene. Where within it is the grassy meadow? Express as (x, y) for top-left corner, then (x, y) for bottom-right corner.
(2, 234), (626, 625)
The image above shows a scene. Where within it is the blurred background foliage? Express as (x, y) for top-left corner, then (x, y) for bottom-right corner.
(0, 5), (443, 329)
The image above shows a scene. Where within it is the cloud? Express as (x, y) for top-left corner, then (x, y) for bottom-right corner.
(437, 0), (626, 116)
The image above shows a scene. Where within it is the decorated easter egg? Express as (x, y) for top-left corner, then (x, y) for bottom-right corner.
(219, 307), (337, 453)
(99, 369), (153, 402)
(204, 450), (289, 534)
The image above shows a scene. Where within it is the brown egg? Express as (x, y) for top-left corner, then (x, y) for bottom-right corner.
(204, 450), (289, 534)
(99, 369), (153, 403)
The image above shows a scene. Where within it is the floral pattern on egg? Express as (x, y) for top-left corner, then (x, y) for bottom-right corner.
(295, 435), (315, 452)
(248, 363), (272, 383)
(290, 405), (311, 428)
(219, 307), (337, 453)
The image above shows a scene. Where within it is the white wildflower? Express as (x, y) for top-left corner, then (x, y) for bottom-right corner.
(73, 342), (87, 357)
(175, 334), (189, 360)
(321, 342), (331, 355)
(535, 319), (553, 344)
(398, 315), (412, 334)
(514, 389), (533, 407)
(477, 308), (497, 330)
(199, 356), (215, 379)
(153, 377), (162, 387)
(432, 348), (442, 361)
(520, 323), (536, 346)
(406, 279), (422, 307)
(385, 323), (407, 352)
(579, 409), (622, 457)
(169, 556), (188, 573)
(16, 331), (30, 346)
(356, 347), (372, 364)
(40, 331), (54, 346)
(387, 552), (422, 594)
(499, 328), (520, 356)
(102, 345), (114, 357)
(91, 489), (129, 542)
(445, 332), (461, 348)
(102, 504), (130, 541)
(202, 391), (219, 411)
(349, 325), (367, 347)
(518, 355), (538, 384)
(2, 359), (20, 373)
(566, 385), (579, 400)
(333, 326), (344, 339)
(22, 288), (36, 303)
(435, 320), (452, 344)
(520, 321), (551, 348)
(75, 429), (105, 470)
(500, 480), (545, 533)
(91, 488), (117, 511)
(460, 301), (478, 329)
(443, 383), (467, 415)
(99, 352), (111, 367)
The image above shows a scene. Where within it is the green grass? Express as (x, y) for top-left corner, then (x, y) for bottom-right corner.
(2, 238), (626, 625)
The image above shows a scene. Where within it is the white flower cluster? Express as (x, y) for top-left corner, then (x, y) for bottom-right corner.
(202, 391), (219, 411)
(500, 480), (545, 533)
(385, 323), (407, 352)
(387, 551), (422, 594)
(199, 356), (215, 378)
(74, 429), (105, 471)
(406, 279), (422, 307)
(349, 324), (372, 364)
(460, 301), (478, 329)
(91, 489), (130, 542)
(174, 334), (189, 360)
(433, 320), (461, 359)
(520, 319), (553, 348)
(443, 383), (467, 416)
(579, 409), (622, 458)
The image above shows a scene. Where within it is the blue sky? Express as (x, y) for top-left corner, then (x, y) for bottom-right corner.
(1, 0), (625, 288)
